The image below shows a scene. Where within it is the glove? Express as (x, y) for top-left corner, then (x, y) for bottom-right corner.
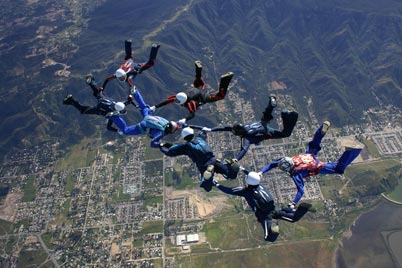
(288, 202), (296, 210)
(212, 179), (219, 186)
(150, 106), (156, 112)
(130, 86), (137, 94)
(201, 127), (212, 132)
(178, 118), (186, 126)
(159, 142), (172, 148)
(98, 86), (104, 92)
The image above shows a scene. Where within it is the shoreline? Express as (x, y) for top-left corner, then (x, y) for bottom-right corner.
(381, 193), (402, 206)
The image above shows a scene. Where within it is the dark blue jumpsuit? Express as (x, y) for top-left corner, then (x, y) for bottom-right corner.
(191, 103), (298, 160)
(159, 131), (239, 192)
(215, 177), (310, 241)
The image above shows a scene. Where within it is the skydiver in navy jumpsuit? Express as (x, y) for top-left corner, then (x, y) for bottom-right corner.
(62, 75), (129, 132)
(191, 96), (299, 160)
(214, 169), (314, 241)
(159, 127), (240, 192)
(260, 122), (362, 207)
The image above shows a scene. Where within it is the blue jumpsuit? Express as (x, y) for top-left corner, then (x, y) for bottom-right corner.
(261, 124), (362, 204)
(215, 174), (310, 241)
(159, 131), (239, 192)
(110, 86), (175, 148)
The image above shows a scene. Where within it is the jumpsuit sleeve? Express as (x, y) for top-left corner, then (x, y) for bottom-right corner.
(155, 95), (176, 108)
(185, 101), (197, 121)
(211, 126), (233, 132)
(236, 138), (251, 161)
(216, 185), (246, 197)
(102, 75), (115, 90)
(106, 119), (118, 132)
(160, 144), (187, 157)
(150, 131), (164, 148)
(291, 173), (305, 204)
(260, 159), (280, 174)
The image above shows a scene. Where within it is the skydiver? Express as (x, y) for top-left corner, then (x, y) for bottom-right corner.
(213, 170), (315, 242)
(260, 122), (362, 209)
(62, 75), (129, 132)
(152, 60), (234, 123)
(191, 95), (299, 160)
(101, 40), (160, 94)
(159, 127), (240, 192)
(108, 86), (181, 148)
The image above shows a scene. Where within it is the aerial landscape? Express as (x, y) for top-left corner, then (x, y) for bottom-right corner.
(0, 0), (401, 267)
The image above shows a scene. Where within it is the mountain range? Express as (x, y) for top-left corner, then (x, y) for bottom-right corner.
(1, 0), (402, 158)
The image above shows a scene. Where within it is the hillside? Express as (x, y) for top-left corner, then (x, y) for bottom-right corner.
(1, 0), (402, 158)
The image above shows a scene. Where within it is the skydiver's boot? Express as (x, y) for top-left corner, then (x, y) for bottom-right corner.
(85, 75), (94, 85)
(261, 95), (277, 122)
(63, 94), (74, 105)
(298, 202), (316, 213)
(195, 60), (202, 79)
(203, 165), (214, 180)
(281, 110), (299, 137)
(150, 43), (160, 60)
(124, 39), (132, 60)
(219, 72), (234, 92)
(321, 121), (331, 135)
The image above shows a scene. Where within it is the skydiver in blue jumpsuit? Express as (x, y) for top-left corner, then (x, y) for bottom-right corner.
(260, 122), (362, 208)
(159, 127), (240, 192)
(191, 95), (299, 160)
(108, 86), (181, 148)
(62, 75), (128, 132)
(213, 169), (314, 241)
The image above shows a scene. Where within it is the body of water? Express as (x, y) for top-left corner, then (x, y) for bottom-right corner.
(336, 200), (402, 268)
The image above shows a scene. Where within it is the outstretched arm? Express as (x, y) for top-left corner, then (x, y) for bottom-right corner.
(236, 138), (251, 161)
(160, 143), (187, 157)
(260, 159), (280, 174)
(150, 131), (164, 148)
(215, 184), (246, 197)
(106, 119), (118, 132)
(291, 173), (305, 204)
(155, 95), (176, 109)
(102, 75), (115, 90)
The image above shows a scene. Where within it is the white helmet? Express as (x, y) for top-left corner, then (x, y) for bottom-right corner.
(181, 127), (194, 140)
(114, 102), (125, 111)
(115, 68), (127, 81)
(278, 157), (293, 173)
(175, 92), (188, 105)
(246, 172), (261, 186)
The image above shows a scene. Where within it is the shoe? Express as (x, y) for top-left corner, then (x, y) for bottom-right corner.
(195, 60), (202, 78)
(321, 121), (331, 135)
(270, 222), (280, 233)
(298, 202), (316, 212)
(203, 165), (214, 180)
(85, 75), (94, 85)
(63, 94), (73, 105)
(219, 72), (234, 90)
(269, 95), (277, 108)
